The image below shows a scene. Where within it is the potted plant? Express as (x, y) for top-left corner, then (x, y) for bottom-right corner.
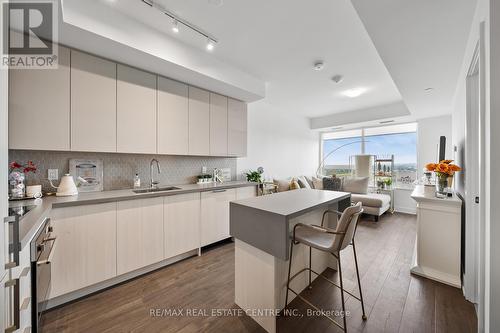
(425, 160), (461, 194)
(245, 167), (264, 183)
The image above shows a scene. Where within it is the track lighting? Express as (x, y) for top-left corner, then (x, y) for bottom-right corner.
(140, 0), (218, 52)
(172, 19), (179, 33)
(206, 39), (215, 51)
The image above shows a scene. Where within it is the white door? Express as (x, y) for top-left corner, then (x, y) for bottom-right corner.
(464, 33), (485, 308)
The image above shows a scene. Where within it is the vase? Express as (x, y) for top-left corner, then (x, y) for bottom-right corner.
(435, 173), (448, 194)
(9, 171), (26, 199)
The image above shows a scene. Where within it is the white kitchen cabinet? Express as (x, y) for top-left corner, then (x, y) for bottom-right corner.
(228, 98), (248, 157)
(71, 50), (117, 152)
(188, 86), (210, 156)
(49, 203), (117, 299)
(117, 65), (157, 154)
(9, 45), (70, 150)
(209, 93), (228, 156)
(236, 186), (257, 200)
(157, 77), (189, 155)
(117, 198), (164, 275)
(164, 193), (200, 259)
(200, 189), (236, 246)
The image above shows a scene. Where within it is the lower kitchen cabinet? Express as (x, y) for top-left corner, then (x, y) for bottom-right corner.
(49, 203), (117, 299)
(117, 198), (164, 275)
(200, 189), (236, 246)
(236, 186), (257, 200)
(164, 193), (200, 259)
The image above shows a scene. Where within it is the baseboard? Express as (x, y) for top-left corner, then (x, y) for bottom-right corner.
(43, 249), (198, 310)
(410, 264), (461, 288)
(394, 207), (417, 215)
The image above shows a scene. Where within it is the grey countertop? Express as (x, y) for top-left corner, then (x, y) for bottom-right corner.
(230, 189), (351, 259)
(231, 188), (350, 219)
(9, 181), (258, 250)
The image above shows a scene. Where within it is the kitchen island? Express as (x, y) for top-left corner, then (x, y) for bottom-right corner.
(230, 189), (351, 333)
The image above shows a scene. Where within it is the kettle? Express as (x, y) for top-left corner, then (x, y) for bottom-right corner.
(49, 174), (86, 197)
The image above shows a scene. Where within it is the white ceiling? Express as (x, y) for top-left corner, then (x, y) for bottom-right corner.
(351, 0), (478, 119)
(103, 0), (404, 118)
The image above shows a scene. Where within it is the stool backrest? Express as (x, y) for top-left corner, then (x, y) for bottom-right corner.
(333, 202), (363, 252)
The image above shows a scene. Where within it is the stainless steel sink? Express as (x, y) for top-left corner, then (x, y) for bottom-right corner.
(133, 186), (180, 194)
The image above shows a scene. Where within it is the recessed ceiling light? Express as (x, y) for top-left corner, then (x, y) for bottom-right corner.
(332, 75), (344, 83)
(424, 87), (434, 92)
(206, 38), (215, 51)
(341, 88), (367, 98)
(172, 19), (179, 33)
(379, 120), (395, 124)
(313, 61), (324, 71)
(331, 126), (343, 130)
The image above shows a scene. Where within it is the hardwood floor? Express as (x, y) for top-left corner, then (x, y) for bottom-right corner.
(41, 213), (477, 333)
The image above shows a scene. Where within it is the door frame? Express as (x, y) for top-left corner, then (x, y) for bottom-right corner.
(464, 22), (486, 324)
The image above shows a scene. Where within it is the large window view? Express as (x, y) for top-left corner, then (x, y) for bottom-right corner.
(321, 123), (417, 187)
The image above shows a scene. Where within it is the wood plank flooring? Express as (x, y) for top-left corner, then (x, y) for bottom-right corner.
(41, 213), (477, 333)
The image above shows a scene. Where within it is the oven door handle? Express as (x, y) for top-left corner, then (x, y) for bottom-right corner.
(37, 237), (56, 266)
(4, 216), (20, 269)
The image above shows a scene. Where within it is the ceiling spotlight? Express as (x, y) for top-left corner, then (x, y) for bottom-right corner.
(313, 61), (324, 71)
(206, 38), (215, 51)
(341, 88), (367, 98)
(172, 19), (179, 33)
(424, 87), (434, 92)
(332, 75), (344, 84)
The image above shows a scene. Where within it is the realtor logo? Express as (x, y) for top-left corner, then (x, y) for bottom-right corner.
(2, 0), (58, 69)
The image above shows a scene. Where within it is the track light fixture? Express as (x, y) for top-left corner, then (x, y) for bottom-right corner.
(141, 0), (218, 51)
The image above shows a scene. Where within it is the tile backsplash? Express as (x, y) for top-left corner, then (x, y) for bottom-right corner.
(9, 150), (237, 191)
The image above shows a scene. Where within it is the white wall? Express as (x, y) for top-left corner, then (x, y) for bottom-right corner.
(237, 100), (319, 180)
(451, 0), (497, 331)
(417, 115), (453, 178)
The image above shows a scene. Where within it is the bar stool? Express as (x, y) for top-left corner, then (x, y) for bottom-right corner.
(284, 202), (366, 332)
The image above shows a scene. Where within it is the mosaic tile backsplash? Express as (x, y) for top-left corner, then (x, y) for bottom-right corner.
(9, 150), (237, 192)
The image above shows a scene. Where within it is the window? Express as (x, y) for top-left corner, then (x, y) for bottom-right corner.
(320, 123), (417, 186)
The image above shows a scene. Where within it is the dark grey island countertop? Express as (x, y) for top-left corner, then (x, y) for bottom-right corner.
(10, 181), (258, 250)
(230, 189), (351, 259)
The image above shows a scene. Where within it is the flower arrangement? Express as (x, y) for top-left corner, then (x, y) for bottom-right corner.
(425, 160), (461, 176)
(9, 160), (37, 174)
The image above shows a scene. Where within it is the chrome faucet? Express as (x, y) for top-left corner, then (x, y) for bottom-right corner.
(150, 158), (161, 188)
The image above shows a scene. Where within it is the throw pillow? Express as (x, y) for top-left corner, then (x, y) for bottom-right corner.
(311, 176), (323, 190)
(297, 176), (312, 189)
(323, 176), (343, 191)
(273, 178), (291, 192)
(343, 177), (369, 194)
(290, 178), (301, 190)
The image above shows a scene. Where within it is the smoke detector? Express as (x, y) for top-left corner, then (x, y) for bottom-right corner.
(313, 61), (325, 71)
(331, 75), (344, 83)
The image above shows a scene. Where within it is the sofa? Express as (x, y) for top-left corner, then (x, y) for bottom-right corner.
(273, 175), (391, 221)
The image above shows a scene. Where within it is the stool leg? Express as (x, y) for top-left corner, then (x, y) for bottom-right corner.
(284, 239), (295, 313)
(337, 253), (347, 332)
(352, 239), (367, 320)
(308, 246), (312, 289)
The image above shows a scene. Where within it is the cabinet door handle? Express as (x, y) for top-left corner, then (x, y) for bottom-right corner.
(4, 216), (20, 269)
(4, 278), (20, 333)
(212, 189), (227, 193)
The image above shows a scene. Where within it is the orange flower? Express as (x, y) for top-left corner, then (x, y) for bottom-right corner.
(440, 159), (454, 164)
(425, 163), (437, 171)
(448, 164), (461, 172)
(436, 163), (450, 174)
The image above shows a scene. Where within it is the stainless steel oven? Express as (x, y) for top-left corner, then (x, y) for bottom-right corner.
(31, 218), (55, 333)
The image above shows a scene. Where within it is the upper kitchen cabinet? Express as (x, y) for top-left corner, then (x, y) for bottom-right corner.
(9, 45), (70, 150)
(227, 98), (248, 157)
(71, 50), (117, 152)
(188, 86), (210, 155)
(209, 93), (228, 156)
(157, 77), (189, 155)
(117, 65), (157, 154)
